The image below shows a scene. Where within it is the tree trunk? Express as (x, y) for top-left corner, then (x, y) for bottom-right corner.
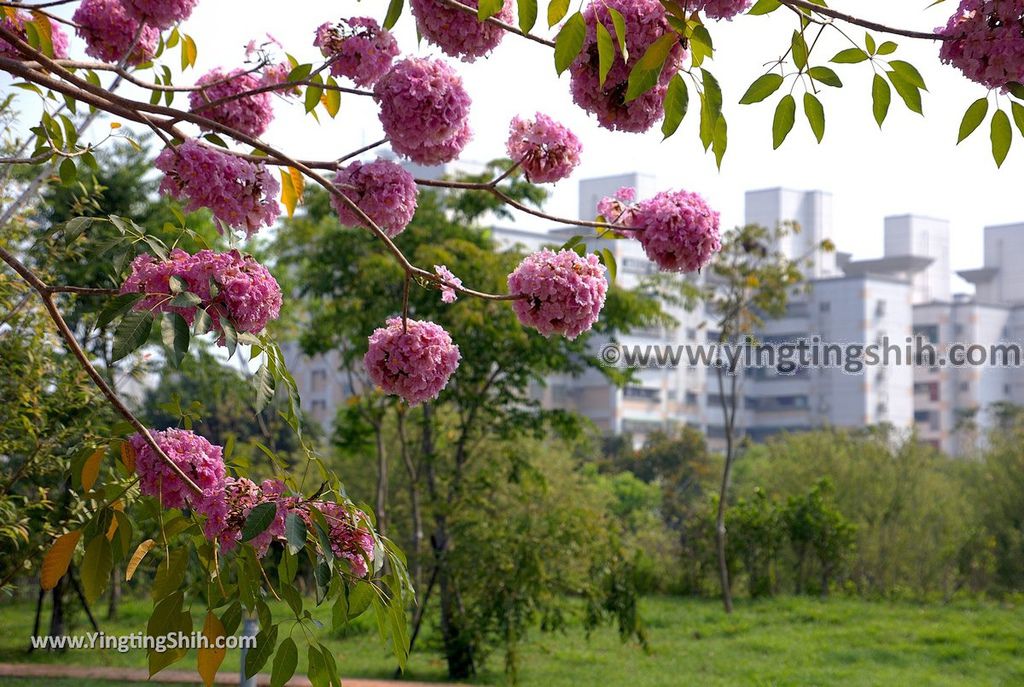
(715, 363), (737, 614)
(107, 565), (121, 620)
(434, 523), (474, 679)
(374, 424), (388, 539)
(48, 577), (66, 642)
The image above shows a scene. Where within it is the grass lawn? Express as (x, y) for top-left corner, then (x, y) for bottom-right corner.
(1, 595), (1022, 686)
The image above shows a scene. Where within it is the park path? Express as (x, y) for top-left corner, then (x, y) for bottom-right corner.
(0, 662), (465, 687)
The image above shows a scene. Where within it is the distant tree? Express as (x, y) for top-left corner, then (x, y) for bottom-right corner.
(781, 479), (856, 597)
(278, 175), (663, 678)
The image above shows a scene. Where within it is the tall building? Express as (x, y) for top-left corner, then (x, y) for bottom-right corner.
(282, 176), (1024, 455)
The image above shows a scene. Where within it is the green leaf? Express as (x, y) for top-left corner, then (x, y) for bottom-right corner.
(81, 535), (112, 605)
(748, 0), (782, 14)
(772, 94), (796, 149)
(58, 158), (76, 185)
(625, 32), (678, 102)
(889, 60), (926, 89)
(553, 12), (586, 75)
(596, 21), (615, 87)
(877, 41), (898, 55)
(244, 625), (278, 679)
(285, 512), (306, 555)
(865, 32), (876, 55)
(96, 293), (144, 330)
(168, 292), (202, 308)
(887, 71), (922, 115)
(804, 92), (825, 143)
(607, 7), (628, 61)
(304, 78), (324, 114)
(111, 311), (154, 362)
(333, 581), (374, 627)
(1007, 83), (1024, 100)
(517, 0), (538, 32)
(547, 0), (569, 27)
(739, 73), (784, 105)
(791, 31), (809, 70)
(712, 116), (727, 169)
(958, 98), (989, 144)
(832, 48), (868, 64)
(270, 637), (298, 687)
(160, 312), (190, 367)
(871, 74), (891, 128)
(151, 549), (188, 602)
(1011, 101), (1024, 137)
(991, 109), (1012, 168)
(254, 363), (276, 413)
(478, 0), (504, 20)
(240, 502), (277, 543)
(807, 66), (843, 88)
(661, 74), (689, 139)
(221, 317), (238, 357)
(383, 0), (404, 29)
(307, 645), (329, 687)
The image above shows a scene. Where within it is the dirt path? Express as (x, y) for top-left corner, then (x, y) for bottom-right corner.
(0, 662), (465, 687)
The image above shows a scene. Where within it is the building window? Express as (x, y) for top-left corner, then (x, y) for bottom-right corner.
(311, 368), (327, 393)
(1005, 384), (1012, 396)
(914, 325), (940, 344)
(875, 300), (887, 317)
(959, 382), (970, 392)
(914, 410), (931, 423)
(819, 302), (830, 313)
(311, 399), (327, 418)
(684, 391), (698, 405)
(623, 386), (660, 402)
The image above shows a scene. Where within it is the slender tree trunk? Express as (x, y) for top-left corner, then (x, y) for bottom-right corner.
(715, 362), (737, 614)
(48, 577), (66, 642)
(397, 411), (423, 591)
(374, 424), (388, 538)
(420, 404), (474, 679)
(28, 587), (45, 653)
(107, 565), (121, 620)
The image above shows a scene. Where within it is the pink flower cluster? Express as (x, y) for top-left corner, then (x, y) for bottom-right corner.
(121, 249), (283, 338)
(155, 140), (281, 237)
(506, 113), (583, 184)
(199, 477), (296, 556)
(331, 158), (418, 237)
(938, 0), (1024, 90)
(597, 186), (640, 237)
(0, 11), (69, 59)
(189, 68), (275, 139)
(570, 0), (685, 132)
(73, 0), (158, 65)
(434, 264), (462, 303)
(633, 190), (721, 273)
(364, 317), (462, 405)
(410, 0), (512, 62)
(313, 502), (377, 577)
(314, 17), (399, 87)
(699, 0), (753, 20)
(131, 428), (225, 510)
(120, 0), (198, 30)
(374, 58), (473, 165)
(507, 249), (608, 340)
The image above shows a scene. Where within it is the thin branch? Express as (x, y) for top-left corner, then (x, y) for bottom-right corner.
(437, 0), (555, 48)
(49, 285), (120, 296)
(778, 0), (948, 41)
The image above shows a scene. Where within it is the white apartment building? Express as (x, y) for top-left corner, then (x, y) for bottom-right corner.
(282, 174), (1024, 456)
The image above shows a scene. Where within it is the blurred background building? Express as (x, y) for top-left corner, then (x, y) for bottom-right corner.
(284, 173), (1024, 456)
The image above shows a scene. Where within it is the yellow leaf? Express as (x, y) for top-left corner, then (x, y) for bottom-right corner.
(279, 168), (304, 218)
(121, 440), (136, 473)
(323, 80), (341, 118)
(288, 168), (305, 203)
(110, 122), (122, 129)
(40, 531), (80, 590)
(125, 539), (155, 581)
(81, 446), (104, 491)
(197, 611), (226, 687)
(106, 501), (123, 540)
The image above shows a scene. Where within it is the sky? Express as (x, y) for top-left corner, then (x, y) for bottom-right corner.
(12, 0), (1023, 291)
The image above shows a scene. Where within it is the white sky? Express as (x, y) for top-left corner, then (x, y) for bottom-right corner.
(16, 1), (1024, 291)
